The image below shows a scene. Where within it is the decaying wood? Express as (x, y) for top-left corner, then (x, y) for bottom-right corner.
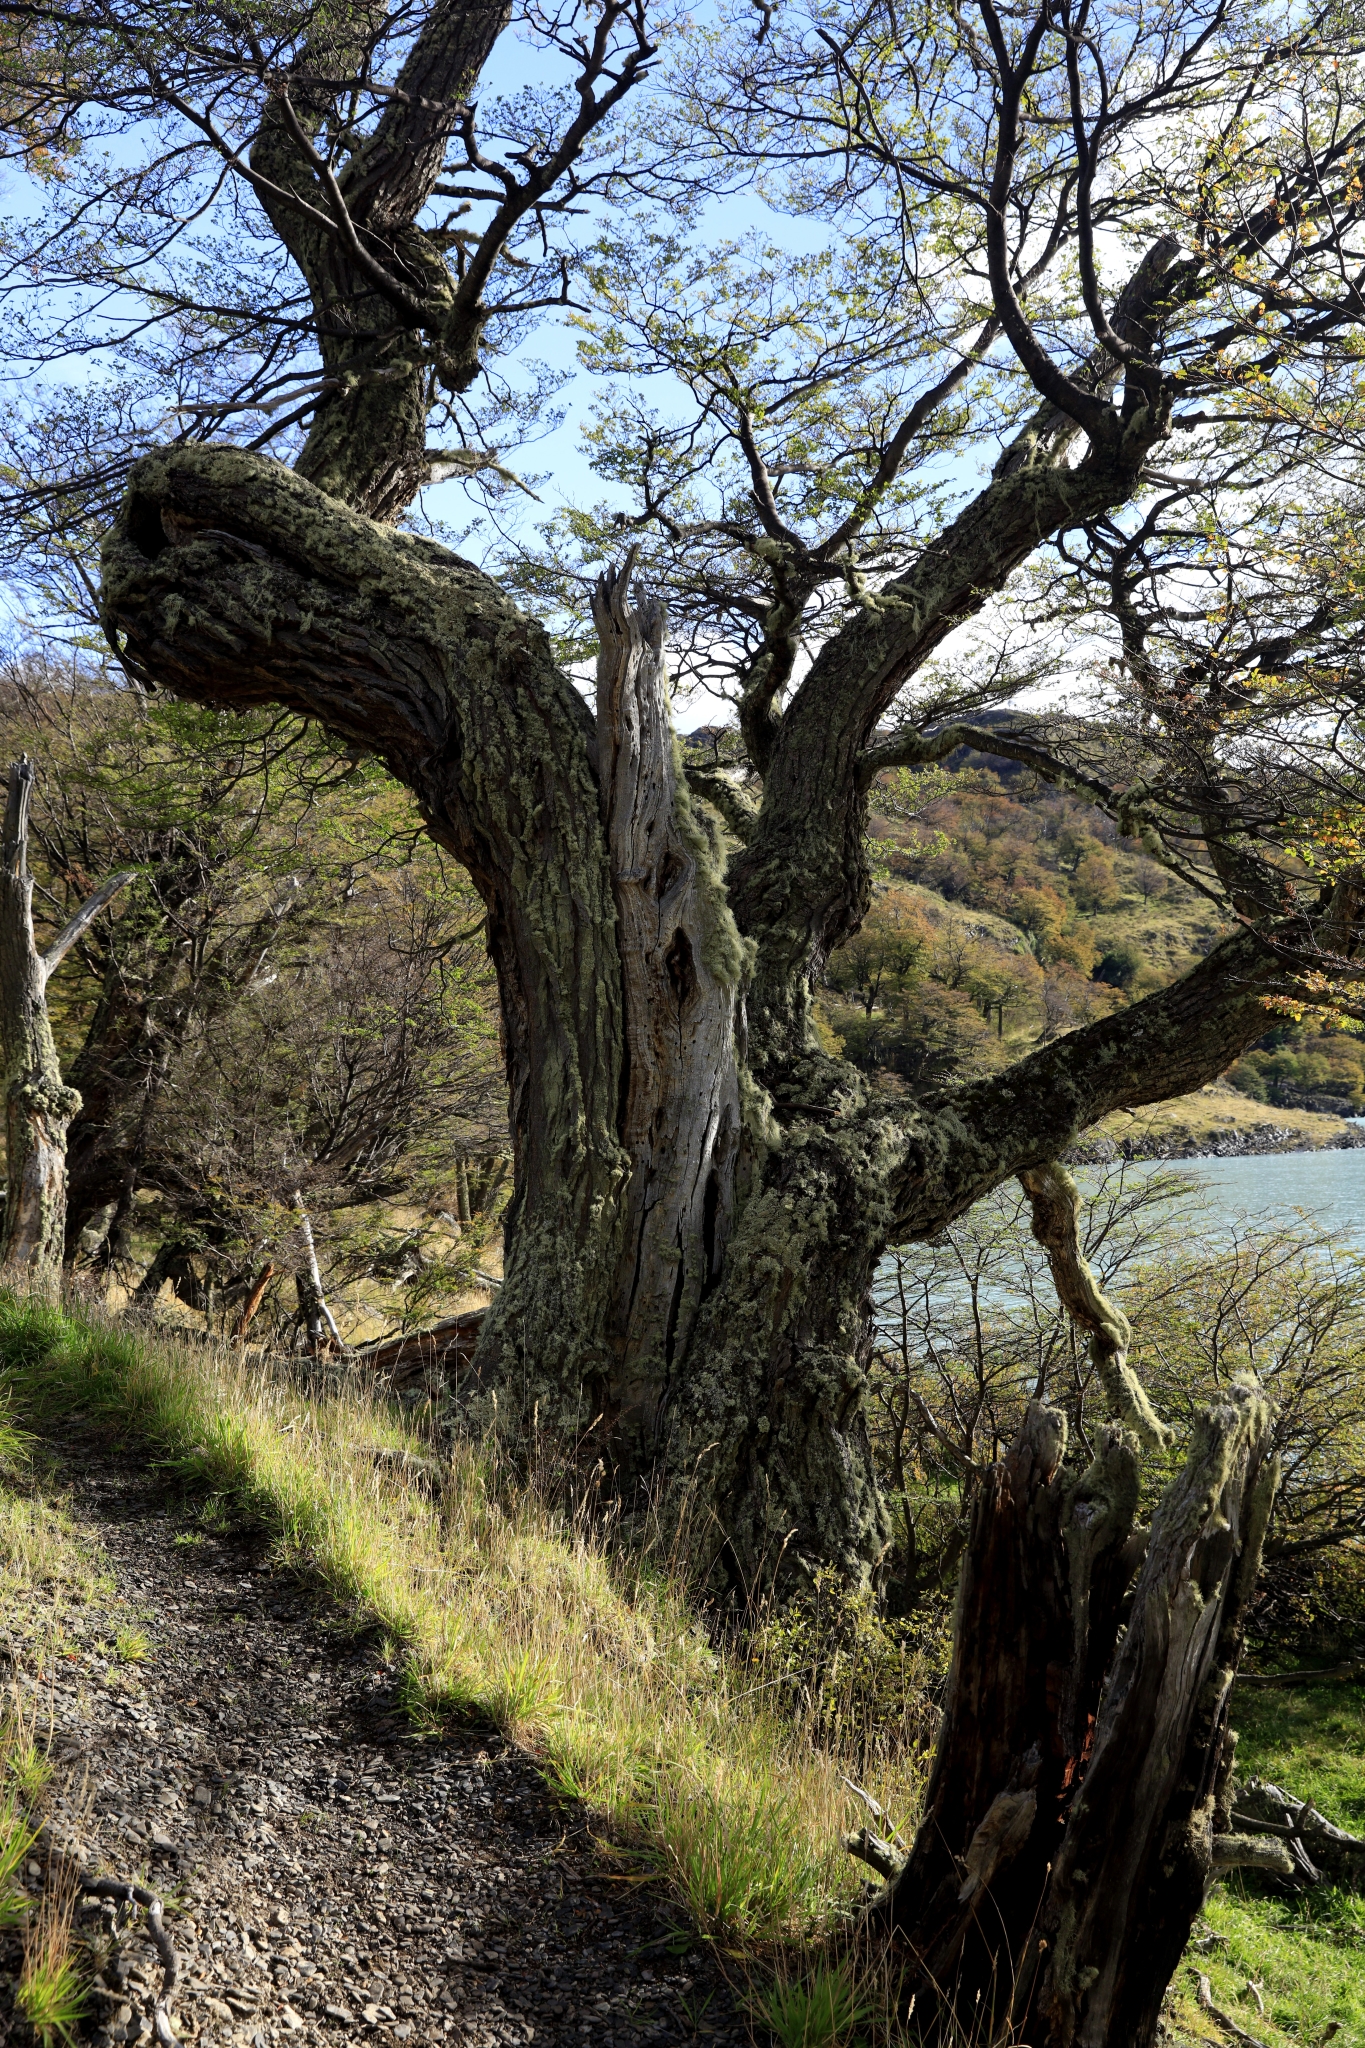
(232, 1261), (277, 1341)
(592, 556), (748, 1449)
(844, 1827), (905, 1881)
(875, 1381), (1278, 2048)
(1209, 1831), (1296, 1877)
(0, 757), (134, 1295)
(1195, 1971), (1271, 2048)
(1239, 1660), (1365, 1686)
(357, 1307), (486, 1388)
(1233, 1778), (1365, 1890)
(292, 1191), (342, 1352)
(80, 1876), (182, 2048)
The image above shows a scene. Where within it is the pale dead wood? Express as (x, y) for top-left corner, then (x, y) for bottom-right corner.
(592, 555), (748, 1442)
(80, 1876), (182, 2048)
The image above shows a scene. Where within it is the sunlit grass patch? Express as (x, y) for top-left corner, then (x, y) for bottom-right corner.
(18, 1869), (86, 2048)
(760, 1957), (875, 2048)
(1230, 1675), (1365, 1828)
(0, 1294), (936, 1955)
(1176, 1888), (1365, 2047)
(0, 1785), (37, 1928)
(1166, 1677), (1365, 2046)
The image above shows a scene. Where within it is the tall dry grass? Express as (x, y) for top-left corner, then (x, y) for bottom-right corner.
(0, 1296), (937, 1958)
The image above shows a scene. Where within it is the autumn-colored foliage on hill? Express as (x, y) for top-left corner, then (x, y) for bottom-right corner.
(823, 760), (1365, 1103)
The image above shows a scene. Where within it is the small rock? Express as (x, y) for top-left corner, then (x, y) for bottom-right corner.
(205, 2001), (235, 2023)
(362, 2009), (381, 2028)
(193, 1785), (213, 1807)
(393, 2030), (412, 2042)
(270, 1907), (291, 1928)
(323, 2007), (354, 2026)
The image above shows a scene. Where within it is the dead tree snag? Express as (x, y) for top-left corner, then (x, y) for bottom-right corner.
(876, 1383), (1279, 2048)
(0, 758), (133, 1296)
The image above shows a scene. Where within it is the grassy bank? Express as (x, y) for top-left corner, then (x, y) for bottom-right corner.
(1167, 1677), (1365, 2046)
(0, 1296), (934, 1982)
(12, 1294), (1363, 2046)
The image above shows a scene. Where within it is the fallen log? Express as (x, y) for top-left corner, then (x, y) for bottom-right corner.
(1232, 1778), (1365, 1891)
(354, 1308), (486, 1389)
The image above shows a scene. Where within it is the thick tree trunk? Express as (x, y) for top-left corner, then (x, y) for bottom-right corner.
(100, 446), (1303, 1588)
(877, 1384), (1279, 2048)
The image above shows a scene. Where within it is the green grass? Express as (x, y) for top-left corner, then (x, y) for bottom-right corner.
(760, 1959), (875, 2048)
(0, 1293), (934, 1962)
(1167, 1678), (1365, 2047)
(1232, 1678), (1365, 1829)
(0, 1394), (106, 2028)
(17, 1933), (87, 2046)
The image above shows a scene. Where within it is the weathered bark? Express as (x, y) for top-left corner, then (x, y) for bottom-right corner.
(249, 0), (510, 521)
(0, 758), (132, 1297)
(876, 1382), (1278, 2048)
(592, 560), (750, 1452)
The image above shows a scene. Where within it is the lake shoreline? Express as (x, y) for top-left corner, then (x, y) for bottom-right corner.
(1068, 1121), (1365, 1165)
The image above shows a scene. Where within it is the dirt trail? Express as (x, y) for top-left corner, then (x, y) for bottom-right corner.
(10, 1425), (751, 2048)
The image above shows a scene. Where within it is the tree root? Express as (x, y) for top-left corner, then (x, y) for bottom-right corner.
(80, 1876), (182, 2048)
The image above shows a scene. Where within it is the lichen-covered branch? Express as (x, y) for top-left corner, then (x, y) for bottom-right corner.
(1019, 1160), (1171, 1450)
(102, 444), (631, 1418)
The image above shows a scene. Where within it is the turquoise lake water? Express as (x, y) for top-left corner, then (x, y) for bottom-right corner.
(1085, 1144), (1365, 1242)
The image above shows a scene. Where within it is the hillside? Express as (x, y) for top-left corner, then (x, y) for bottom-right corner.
(821, 753), (1365, 1139)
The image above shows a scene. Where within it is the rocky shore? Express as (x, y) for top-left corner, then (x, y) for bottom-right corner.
(1068, 1118), (1365, 1165)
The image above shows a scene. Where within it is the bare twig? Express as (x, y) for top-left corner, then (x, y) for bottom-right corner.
(1194, 1971), (1269, 2048)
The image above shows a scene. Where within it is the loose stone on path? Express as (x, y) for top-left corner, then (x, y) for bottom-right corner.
(12, 1430), (751, 2048)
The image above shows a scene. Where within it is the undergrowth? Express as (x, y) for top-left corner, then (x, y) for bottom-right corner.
(0, 1295), (938, 1988)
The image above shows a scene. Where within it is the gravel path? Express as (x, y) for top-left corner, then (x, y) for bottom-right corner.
(10, 1427), (753, 2048)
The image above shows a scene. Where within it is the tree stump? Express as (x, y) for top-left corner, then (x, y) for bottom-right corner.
(877, 1383), (1278, 2048)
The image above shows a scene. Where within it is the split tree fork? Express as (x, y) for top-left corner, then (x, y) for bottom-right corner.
(0, 757), (134, 1294)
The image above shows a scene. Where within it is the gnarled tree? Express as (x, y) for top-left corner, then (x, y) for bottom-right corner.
(5, 0), (1365, 2029)
(0, 0), (1358, 1564)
